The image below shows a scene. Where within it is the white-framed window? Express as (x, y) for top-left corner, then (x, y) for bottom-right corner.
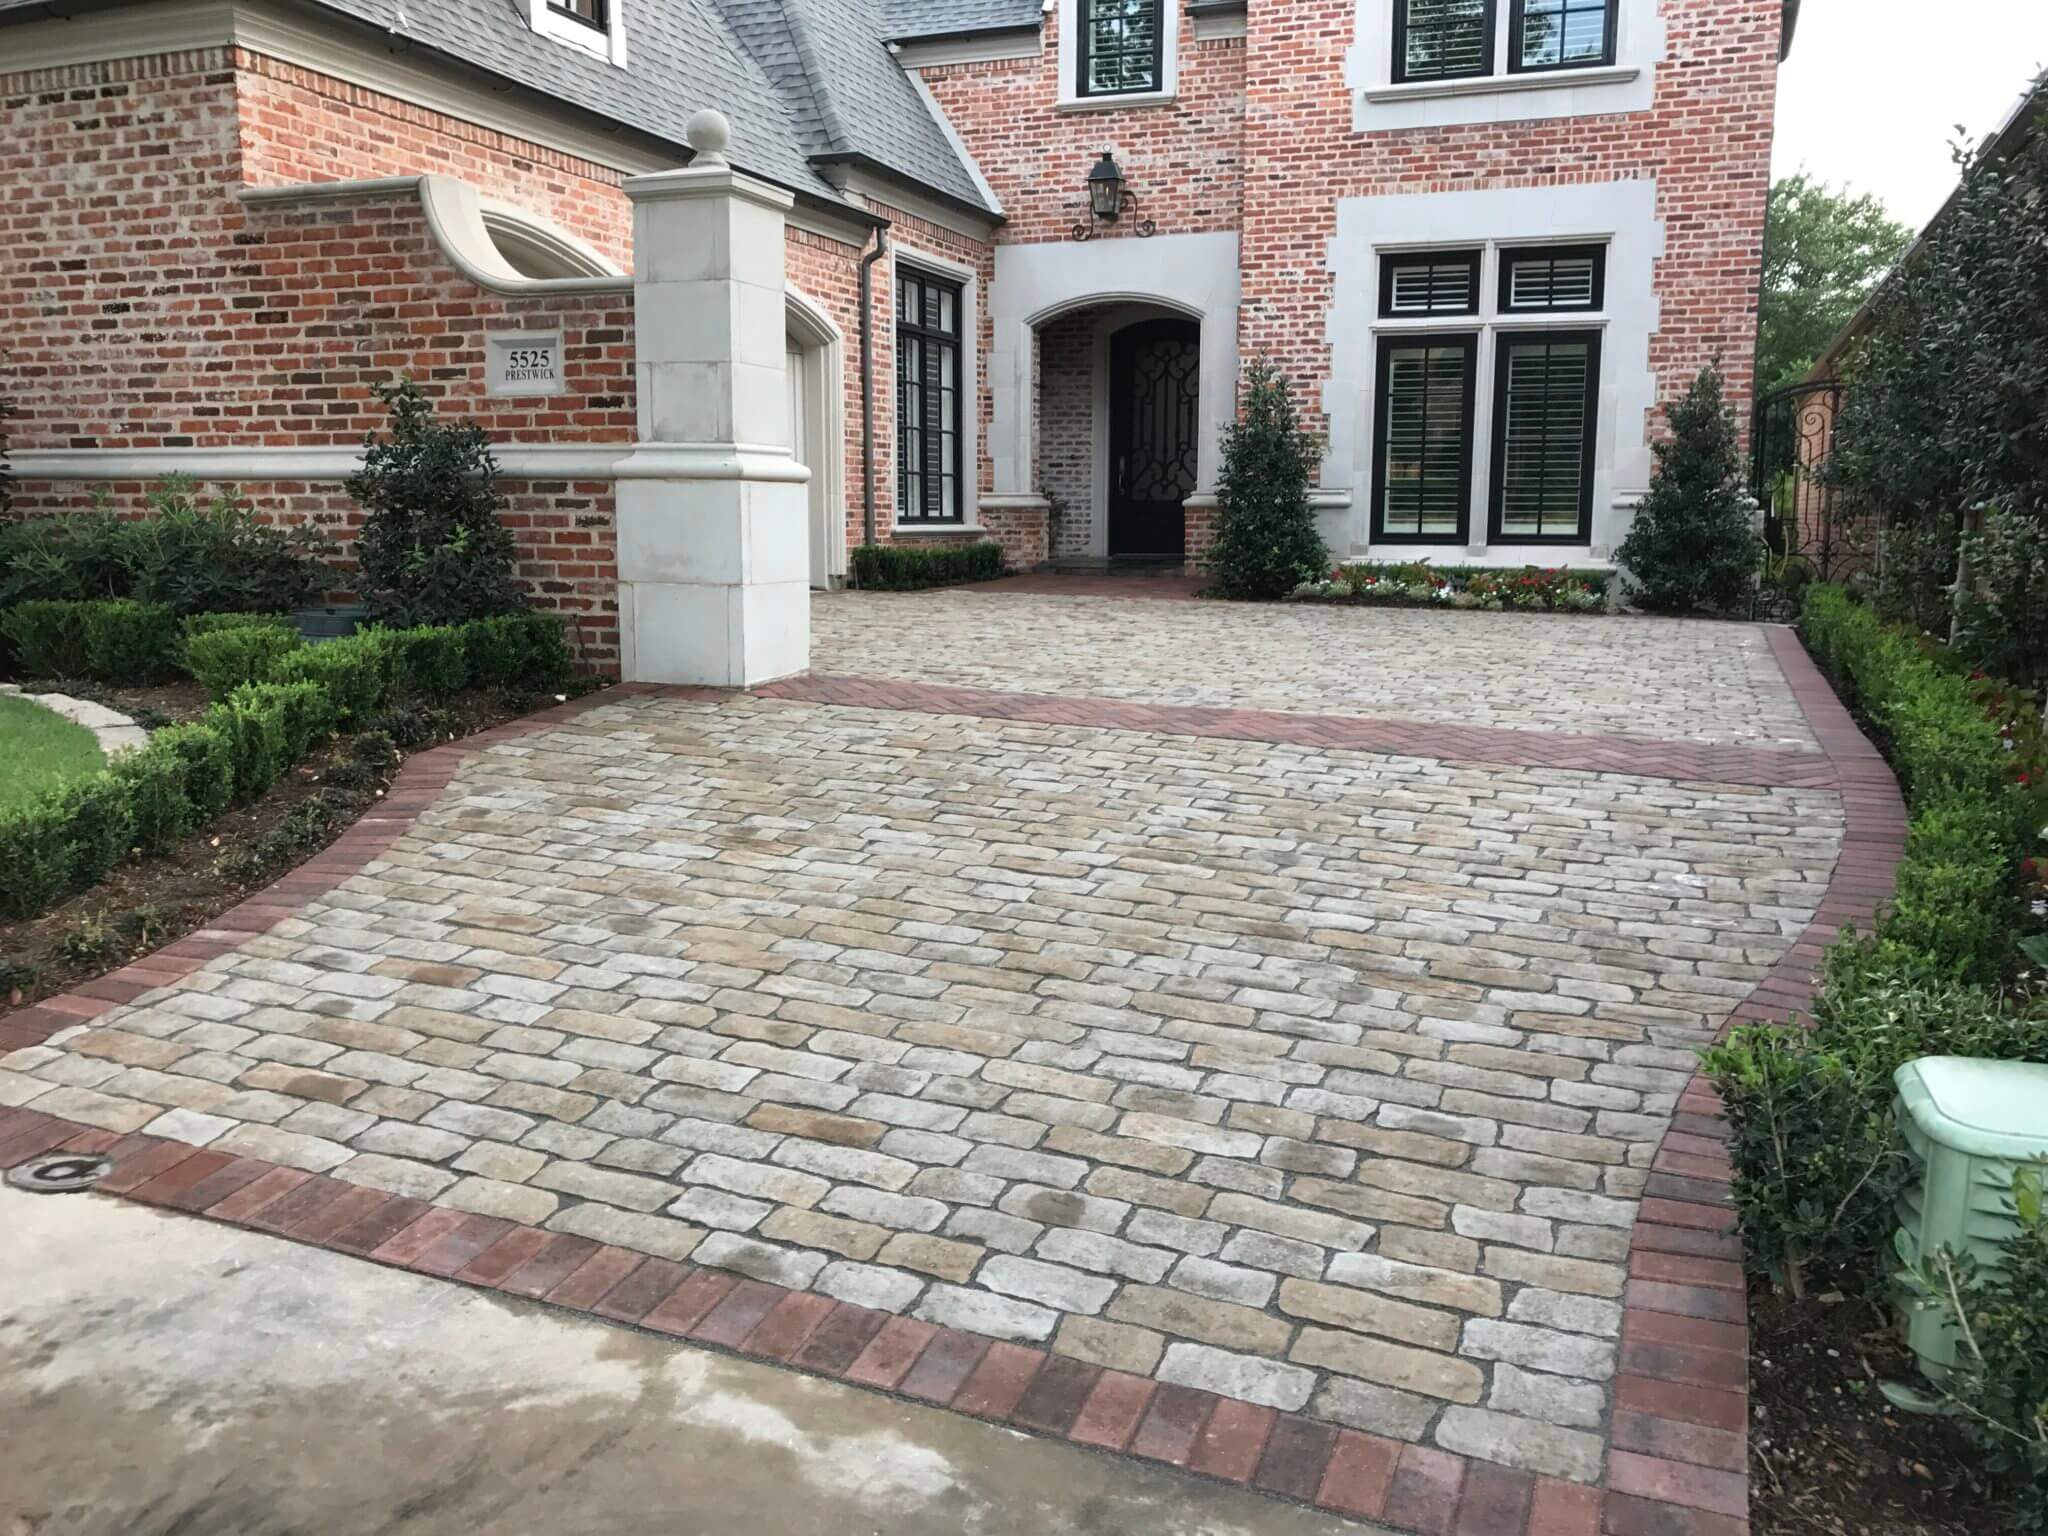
(1058, 0), (1179, 108)
(1369, 240), (1610, 547)
(529, 0), (628, 67)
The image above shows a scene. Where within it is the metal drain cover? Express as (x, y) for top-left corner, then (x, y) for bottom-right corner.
(6, 1153), (111, 1194)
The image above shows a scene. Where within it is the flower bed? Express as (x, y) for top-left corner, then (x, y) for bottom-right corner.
(1287, 560), (1610, 613)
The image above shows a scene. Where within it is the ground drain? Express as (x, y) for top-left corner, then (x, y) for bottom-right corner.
(6, 1153), (111, 1194)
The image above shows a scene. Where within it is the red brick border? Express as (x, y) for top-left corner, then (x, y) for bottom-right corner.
(0, 627), (1908, 1535)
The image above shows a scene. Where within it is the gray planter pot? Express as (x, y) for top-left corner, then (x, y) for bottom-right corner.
(292, 604), (370, 643)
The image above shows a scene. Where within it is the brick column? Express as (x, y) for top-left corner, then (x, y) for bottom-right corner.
(614, 111), (809, 687)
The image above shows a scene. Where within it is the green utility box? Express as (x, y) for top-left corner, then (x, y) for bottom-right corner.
(1892, 1055), (2048, 1377)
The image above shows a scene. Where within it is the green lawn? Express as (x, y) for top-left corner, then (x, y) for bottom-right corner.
(0, 694), (105, 814)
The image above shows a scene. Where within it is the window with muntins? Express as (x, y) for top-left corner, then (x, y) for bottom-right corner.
(1373, 334), (1478, 542)
(1490, 331), (1600, 542)
(1078, 0), (1165, 96)
(1394, 0), (1496, 83)
(1508, 0), (1615, 71)
(1380, 250), (1482, 316)
(549, 0), (607, 29)
(896, 270), (964, 524)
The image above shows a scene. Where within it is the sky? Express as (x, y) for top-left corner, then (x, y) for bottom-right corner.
(1772, 0), (2048, 231)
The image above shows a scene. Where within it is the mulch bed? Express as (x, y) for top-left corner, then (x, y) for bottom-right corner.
(1751, 1286), (2009, 1534)
(0, 682), (609, 1014)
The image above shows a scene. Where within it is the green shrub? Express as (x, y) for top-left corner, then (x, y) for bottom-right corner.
(205, 696), (289, 804)
(1204, 360), (1330, 602)
(151, 721), (235, 821)
(230, 680), (335, 762)
(184, 624), (304, 697)
(0, 479), (331, 613)
(1880, 800), (2023, 981)
(111, 740), (201, 856)
(80, 599), (178, 683)
(1614, 365), (1763, 614)
(269, 631), (392, 724)
(181, 610), (294, 652)
(0, 800), (76, 919)
(383, 624), (470, 697)
(464, 612), (572, 689)
(346, 379), (526, 625)
(50, 773), (132, 892)
(1, 600), (91, 677)
(848, 540), (1005, 593)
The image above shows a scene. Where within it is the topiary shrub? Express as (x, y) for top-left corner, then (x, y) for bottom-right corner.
(81, 599), (179, 683)
(184, 624), (304, 697)
(0, 600), (91, 677)
(1614, 364), (1763, 614)
(151, 721), (235, 821)
(229, 680), (335, 762)
(1205, 359), (1329, 602)
(112, 739), (201, 856)
(205, 696), (289, 804)
(269, 631), (393, 724)
(465, 612), (572, 689)
(848, 540), (1005, 592)
(346, 378), (525, 626)
(382, 624), (471, 698)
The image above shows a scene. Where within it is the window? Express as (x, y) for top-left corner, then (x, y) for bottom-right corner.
(549, 0), (606, 29)
(1078, 0), (1165, 96)
(1372, 334), (1478, 542)
(1500, 244), (1605, 312)
(1394, 0), (1496, 83)
(896, 269), (964, 524)
(1508, 0), (1616, 72)
(1380, 249), (1482, 317)
(1489, 331), (1600, 542)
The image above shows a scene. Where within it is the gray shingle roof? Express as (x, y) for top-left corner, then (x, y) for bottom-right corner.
(0, 0), (998, 214)
(881, 0), (1044, 41)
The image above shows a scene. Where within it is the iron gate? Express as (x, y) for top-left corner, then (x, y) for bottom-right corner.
(1750, 379), (1873, 584)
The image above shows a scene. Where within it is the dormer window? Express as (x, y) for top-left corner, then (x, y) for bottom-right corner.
(1078, 0), (1165, 97)
(550, 0), (607, 31)
(531, 0), (627, 65)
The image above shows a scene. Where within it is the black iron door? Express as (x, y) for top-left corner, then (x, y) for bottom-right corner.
(1108, 319), (1199, 558)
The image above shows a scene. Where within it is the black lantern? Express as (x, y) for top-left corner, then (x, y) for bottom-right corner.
(1086, 151), (1126, 220)
(1074, 151), (1155, 241)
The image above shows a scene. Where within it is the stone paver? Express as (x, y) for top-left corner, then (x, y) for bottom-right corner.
(0, 594), (1846, 1500)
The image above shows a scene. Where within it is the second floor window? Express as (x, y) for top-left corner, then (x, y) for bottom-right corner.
(549, 0), (607, 30)
(1078, 0), (1165, 97)
(1510, 0), (1616, 71)
(1395, 0), (1495, 83)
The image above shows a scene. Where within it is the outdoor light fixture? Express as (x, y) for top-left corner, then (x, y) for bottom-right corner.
(1074, 151), (1155, 240)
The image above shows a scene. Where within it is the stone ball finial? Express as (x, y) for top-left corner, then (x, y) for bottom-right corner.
(685, 109), (733, 168)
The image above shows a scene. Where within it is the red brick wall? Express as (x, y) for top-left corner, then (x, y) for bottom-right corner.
(1037, 312), (1096, 558)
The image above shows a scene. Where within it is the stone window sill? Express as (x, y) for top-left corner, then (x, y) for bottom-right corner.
(892, 520), (985, 538)
(1362, 65), (1638, 104)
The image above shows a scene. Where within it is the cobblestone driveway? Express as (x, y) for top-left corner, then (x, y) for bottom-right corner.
(0, 594), (1841, 1489)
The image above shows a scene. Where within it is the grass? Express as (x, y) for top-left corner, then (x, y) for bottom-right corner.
(0, 694), (106, 813)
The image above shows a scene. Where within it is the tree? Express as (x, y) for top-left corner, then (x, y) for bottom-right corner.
(1615, 364), (1762, 614)
(345, 379), (526, 626)
(1757, 173), (1913, 395)
(1204, 360), (1329, 601)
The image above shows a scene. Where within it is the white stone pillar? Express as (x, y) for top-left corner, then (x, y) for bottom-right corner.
(615, 112), (809, 687)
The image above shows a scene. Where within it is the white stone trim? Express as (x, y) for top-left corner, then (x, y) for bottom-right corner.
(890, 29), (1042, 69)
(11, 446), (805, 484)
(988, 232), (1240, 503)
(889, 243), (985, 539)
(1055, 0), (1181, 109)
(0, 687), (150, 759)
(1324, 179), (1662, 561)
(1347, 0), (1663, 130)
(1188, 3), (1249, 42)
(786, 286), (850, 584)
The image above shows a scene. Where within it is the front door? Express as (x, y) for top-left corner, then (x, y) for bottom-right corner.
(1108, 319), (1199, 558)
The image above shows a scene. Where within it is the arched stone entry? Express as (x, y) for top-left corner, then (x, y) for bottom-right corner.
(785, 287), (846, 588)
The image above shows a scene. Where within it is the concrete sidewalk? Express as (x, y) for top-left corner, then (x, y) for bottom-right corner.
(0, 1185), (1375, 1536)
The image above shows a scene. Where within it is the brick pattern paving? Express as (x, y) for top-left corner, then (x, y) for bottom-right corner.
(809, 593), (1821, 750)
(0, 606), (1908, 1536)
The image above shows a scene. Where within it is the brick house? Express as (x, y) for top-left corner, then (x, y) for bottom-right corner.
(1, 0), (1795, 674)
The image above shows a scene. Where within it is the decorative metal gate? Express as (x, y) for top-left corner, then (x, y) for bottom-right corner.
(1750, 379), (1872, 583)
(1108, 319), (1199, 558)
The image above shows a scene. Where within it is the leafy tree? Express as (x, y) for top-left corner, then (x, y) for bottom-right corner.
(1615, 364), (1762, 613)
(1758, 174), (1913, 396)
(346, 379), (525, 626)
(1205, 360), (1329, 601)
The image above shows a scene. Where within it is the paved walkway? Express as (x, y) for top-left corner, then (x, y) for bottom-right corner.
(0, 592), (1885, 1535)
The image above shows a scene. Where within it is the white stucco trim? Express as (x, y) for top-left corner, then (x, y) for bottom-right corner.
(1055, 0), (1181, 109)
(11, 445), (806, 483)
(1324, 179), (1663, 561)
(1347, 0), (1663, 130)
(988, 232), (1240, 504)
(237, 177), (632, 296)
(785, 286), (850, 582)
(889, 243), (986, 539)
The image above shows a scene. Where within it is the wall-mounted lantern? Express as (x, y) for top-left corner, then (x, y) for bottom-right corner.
(1074, 151), (1156, 241)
